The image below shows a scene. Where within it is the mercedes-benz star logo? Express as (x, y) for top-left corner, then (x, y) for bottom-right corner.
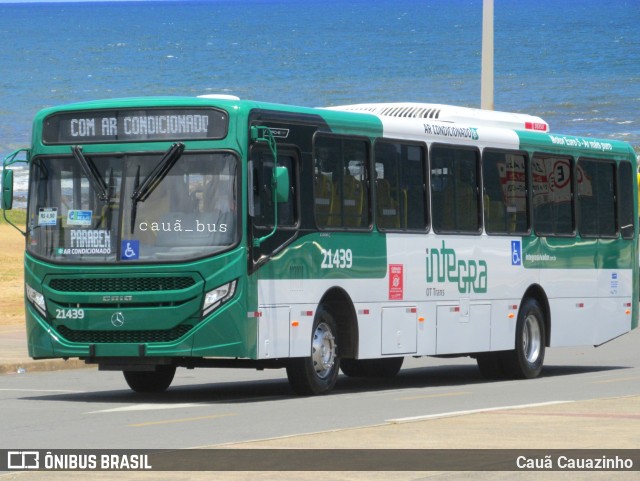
(111, 312), (125, 328)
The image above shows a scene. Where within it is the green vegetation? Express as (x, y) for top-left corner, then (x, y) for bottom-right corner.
(0, 209), (26, 226)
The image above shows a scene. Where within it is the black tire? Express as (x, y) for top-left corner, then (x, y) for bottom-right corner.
(339, 358), (366, 377)
(286, 307), (340, 395)
(502, 298), (546, 379)
(123, 365), (176, 393)
(341, 357), (404, 378)
(476, 352), (507, 379)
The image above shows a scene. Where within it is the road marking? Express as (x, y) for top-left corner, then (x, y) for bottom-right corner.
(128, 412), (238, 428)
(489, 411), (640, 420)
(395, 391), (471, 401)
(88, 403), (206, 414)
(592, 375), (640, 384)
(387, 400), (573, 424)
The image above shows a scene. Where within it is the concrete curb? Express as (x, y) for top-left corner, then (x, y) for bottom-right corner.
(0, 325), (95, 375)
(0, 358), (92, 375)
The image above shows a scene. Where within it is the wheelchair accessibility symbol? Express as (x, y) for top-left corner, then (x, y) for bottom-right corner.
(121, 240), (140, 260)
(511, 240), (522, 266)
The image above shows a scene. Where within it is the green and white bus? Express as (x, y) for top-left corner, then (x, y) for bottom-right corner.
(2, 96), (638, 395)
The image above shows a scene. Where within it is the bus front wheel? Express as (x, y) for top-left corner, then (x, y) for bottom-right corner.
(123, 365), (176, 393)
(286, 308), (340, 395)
(503, 298), (546, 379)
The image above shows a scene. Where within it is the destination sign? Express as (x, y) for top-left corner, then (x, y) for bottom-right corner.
(43, 108), (228, 144)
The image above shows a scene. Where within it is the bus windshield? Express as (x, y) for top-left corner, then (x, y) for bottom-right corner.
(26, 151), (238, 263)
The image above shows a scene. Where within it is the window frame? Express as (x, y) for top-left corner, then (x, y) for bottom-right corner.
(312, 132), (372, 231)
(373, 138), (429, 233)
(531, 152), (576, 238)
(481, 148), (531, 236)
(429, 143), (482, 235)
(617, 160), (635, 240)
(576, 157), (617, 239)
(248, 144), (300, 231)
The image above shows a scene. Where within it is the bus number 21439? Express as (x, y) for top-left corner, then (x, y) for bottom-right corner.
(321, 248), (353, 269)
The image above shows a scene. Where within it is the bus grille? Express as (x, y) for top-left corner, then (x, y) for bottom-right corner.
(57, 325), (193, 344)
(49, 276), (196, 292)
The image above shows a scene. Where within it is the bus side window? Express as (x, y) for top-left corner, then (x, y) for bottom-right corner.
(249, 147), (298, 266)
(578, 159), (616, 238)
(374, 142), (400, 230)
(249, 149), (296, 229)
(532, 154), (574, 236)
(618, 161), (635, 239)
(482, 150), (529, 235)
(431, 144), (480, 234)
(374, 141), (427, 232)
(314, 160), (334, 227)
(339, 160), (365, 227)
(313, 143), (337, 228)
(314, 135), (370, 230)
(403, 144), (428, 230)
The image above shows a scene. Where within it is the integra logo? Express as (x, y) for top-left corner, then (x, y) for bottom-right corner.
(426, 241), (488, 294)
(103, 295), (133, 302)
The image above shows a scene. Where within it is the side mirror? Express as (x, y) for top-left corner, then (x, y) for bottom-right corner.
(2, 169), (14, 210)
(274, 166), (289, 204)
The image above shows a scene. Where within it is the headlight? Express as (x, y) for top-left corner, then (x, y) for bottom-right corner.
(203, 280), (237, 316)
(26, 283), (47, 317)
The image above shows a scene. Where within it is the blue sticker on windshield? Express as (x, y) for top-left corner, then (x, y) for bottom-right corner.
(121, 240), (140, 260)
(67, 209), (92, 226)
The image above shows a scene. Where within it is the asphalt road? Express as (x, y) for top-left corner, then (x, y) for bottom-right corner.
(2, 328), (639, 451)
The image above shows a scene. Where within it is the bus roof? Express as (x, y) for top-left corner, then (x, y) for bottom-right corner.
(31, 96), (634, 157)
(326, 102), (549, 133)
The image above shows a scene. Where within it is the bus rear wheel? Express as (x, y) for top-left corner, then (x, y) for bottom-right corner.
(286, 308), (340, 395)
(502, 298), (546, 379)
(123, 365), (176, 393)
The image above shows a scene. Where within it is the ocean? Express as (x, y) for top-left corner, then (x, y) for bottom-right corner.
(1, 0), (639, 197)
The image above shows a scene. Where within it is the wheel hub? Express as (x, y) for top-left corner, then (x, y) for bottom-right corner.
(523, 314), (542, 364)
(311, 321), (336, 379)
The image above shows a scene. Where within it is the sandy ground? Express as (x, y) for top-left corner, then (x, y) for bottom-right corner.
(0, 223), (26, 327)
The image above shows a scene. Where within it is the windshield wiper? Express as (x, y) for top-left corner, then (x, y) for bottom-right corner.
(131, 142), (185, 203)
(130, 142), (185, 234)
(72, 146), (109, 202)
